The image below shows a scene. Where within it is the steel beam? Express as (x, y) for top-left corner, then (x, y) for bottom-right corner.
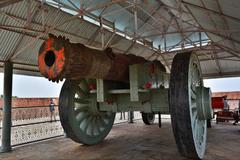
(0, 0), (23, 8)
(183, 4), (240, 59)
(203, 71), (240, 79)
(182, 1), (240, 23)
(7, 0), (39, 60)
(0, 61), (13, 153)
(133, 0), (138, 38)
(10, 0), (126, 60)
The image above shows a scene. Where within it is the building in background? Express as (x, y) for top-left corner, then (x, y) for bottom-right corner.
(0, 98), (58, 121)
(212, 92), (240, 110)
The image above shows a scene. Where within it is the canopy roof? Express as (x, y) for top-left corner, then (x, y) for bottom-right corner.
(0, 0), (240, 78)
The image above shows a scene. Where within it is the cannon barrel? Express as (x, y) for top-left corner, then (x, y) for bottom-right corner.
(38, 34), (158, 82)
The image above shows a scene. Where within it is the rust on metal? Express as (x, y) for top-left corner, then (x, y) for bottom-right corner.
(38, 34), (162, 82)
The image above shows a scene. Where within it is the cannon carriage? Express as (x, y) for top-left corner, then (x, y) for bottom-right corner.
(38, 34), (213, 159)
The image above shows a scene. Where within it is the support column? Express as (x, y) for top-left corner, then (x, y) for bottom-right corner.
(128, 111), (134, 123)
(158, 112), (162, 128)
(1, 61), (13, 153)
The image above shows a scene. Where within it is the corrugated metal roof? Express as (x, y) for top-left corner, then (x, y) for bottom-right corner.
(183, 0), (240, 77)
(0, 0), (239, 79)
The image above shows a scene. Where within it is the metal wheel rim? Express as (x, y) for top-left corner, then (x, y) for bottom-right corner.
(147, 114), (155, 122)
(188, 55), (207, 158)
(169, 52), (207, 159)
(59, 79), (115, 145)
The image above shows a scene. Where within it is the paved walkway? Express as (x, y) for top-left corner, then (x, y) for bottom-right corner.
(0, 119), (239, 160)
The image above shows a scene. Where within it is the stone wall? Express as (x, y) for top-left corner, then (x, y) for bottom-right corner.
(0, 98), (59, 121)
(0, 98), (58, 108)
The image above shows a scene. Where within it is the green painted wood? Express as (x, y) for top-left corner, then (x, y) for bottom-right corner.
(203, 87), (213, 119)
(129, 64), (139, 101)
(96, 79), (105, 102)
(99, 88), (169, 113)
(98, 62), (170, 113)
(151, 89), (169, 114)
(59, 79), (115, 145)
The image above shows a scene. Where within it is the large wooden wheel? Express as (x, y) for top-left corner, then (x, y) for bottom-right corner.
(59, 79), (115, 145)
(141, 113), (155, 125)
(169, 52), (207, 159)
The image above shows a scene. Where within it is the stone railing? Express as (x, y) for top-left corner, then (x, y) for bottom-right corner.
(0, 106), (142, 147)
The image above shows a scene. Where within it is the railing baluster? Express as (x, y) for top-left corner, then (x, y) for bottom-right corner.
(0, 105), (142, 147)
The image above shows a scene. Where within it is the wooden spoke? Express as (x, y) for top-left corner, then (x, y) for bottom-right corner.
(59, 79), (115, 145)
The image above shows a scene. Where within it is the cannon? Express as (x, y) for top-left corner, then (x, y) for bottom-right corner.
(38, 34), (155, 82)
(38, 34), (213, 159)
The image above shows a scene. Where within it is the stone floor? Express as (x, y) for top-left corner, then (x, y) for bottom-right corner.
(0, 119), (239, 160)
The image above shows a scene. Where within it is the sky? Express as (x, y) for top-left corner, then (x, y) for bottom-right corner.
(0, 73), (64, 98)
(204, 77), (240, 92)
(0, 73), (239, 98)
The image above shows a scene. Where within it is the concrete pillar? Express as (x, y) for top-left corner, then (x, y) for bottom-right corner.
(1, 61), (13, 152)
(128, 111), (134, 123)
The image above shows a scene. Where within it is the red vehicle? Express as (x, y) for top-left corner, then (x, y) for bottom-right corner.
(212, 96), (235, 123)
(212, 97), (225, 110)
